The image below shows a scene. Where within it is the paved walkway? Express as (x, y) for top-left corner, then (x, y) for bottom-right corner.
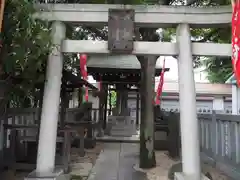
(87, 143), (147, 180)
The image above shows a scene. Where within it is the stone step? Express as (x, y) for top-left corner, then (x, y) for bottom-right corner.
(112, 125), (135, 128)
(110, 129), (134, 133)
(111, 127), (133, 131)
(110, 130), (135, 137)
(110, 133), (132, 137)
(111, 130), (133, 134)
(110, 128), (134, 132)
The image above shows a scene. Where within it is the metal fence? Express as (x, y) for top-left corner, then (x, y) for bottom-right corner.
(198, 111), (240, 180)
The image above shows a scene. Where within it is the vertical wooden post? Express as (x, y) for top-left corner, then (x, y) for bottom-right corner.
(79, 126), (85, 157)
(78, 86), (83, 107)
(62, 130), (71, 173)
(109, 89), (112, 116)
(116, 85), (121, 115)
(139, 56), (157, 169)
(136, 92), (140, 127)
(97, 84), (105, 137)
(103, 84), (108, 129)
(9, 129), (17, 168)
(60, 88), (67, 128)
(167, 112), (181, 159)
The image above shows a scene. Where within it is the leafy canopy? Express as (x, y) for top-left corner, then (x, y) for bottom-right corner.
(2, 0), (52, 107)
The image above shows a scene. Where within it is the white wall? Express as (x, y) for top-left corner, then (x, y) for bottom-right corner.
(126, 95), (232, 115)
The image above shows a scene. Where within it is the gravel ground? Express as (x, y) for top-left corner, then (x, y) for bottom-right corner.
(69, 143), (103, 179)
(0, 143), (103, 180)
(134, 151), (231, 180)
(0, 146), (232, 180)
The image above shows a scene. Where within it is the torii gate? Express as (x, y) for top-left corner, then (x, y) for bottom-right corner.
(26, 3), (232, 180)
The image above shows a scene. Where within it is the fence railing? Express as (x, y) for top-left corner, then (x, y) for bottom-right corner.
(5, 107), (100, 125)
(198, 111), (240, 180)
(4, 107), (240, 178)
(2, 107), (99, 147)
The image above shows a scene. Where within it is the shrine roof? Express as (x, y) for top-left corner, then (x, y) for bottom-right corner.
(62, 70), (98, 90)
(13, 70), (98, 90)
(87, 55), (164, 69)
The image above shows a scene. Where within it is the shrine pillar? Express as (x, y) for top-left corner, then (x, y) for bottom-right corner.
(176, 24), (201, 180)
(108, 88), (112, 115)
(232, 84), (240, 114)
(116, 87), (121, 115)
(120, 85), (128, 115)
(35, 21), (66, 174)
(115, 84), (128, 115)
(103, 84), (108, 129)
(139, 56), (156, 168)
(97, 86), (104, 134)
(136, 92), (140, 127)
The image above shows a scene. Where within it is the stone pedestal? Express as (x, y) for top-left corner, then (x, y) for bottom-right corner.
(24, 169), (69, 180)
(175, 173), (210, 180)
(107, 115), (136, 137)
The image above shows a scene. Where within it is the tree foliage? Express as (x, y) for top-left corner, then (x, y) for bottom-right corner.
(108, 90), (116, 108)
(2, 0), (52, 107)
(189, 0), (232, 83)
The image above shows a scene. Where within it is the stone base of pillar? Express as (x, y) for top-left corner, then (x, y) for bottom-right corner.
(174, 173), (210, 180)
(24, 168), (70, 180)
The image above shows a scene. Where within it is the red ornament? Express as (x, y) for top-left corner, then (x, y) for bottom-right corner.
(79, 53), (88, 101)
(80, 54), (88, 79)
(155, 58), (166, 105)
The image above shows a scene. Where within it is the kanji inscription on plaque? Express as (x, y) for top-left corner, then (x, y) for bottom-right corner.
(108, 9), (134, 53)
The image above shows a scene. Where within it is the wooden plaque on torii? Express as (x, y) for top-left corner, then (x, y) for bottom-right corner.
(108, 9), (135, 53)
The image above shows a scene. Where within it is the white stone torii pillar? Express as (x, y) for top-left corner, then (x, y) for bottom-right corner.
(36, 21), (66, 173)
(25, 21), (66, 180)
(37, 21), (65, 173)
(176, 24), (201, 180)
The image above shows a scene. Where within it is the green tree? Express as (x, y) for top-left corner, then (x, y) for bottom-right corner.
(188, 0), (232, 83)
(1, 0), (52, 107)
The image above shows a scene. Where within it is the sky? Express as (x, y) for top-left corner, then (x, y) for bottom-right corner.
(87, 56), (209, 84)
